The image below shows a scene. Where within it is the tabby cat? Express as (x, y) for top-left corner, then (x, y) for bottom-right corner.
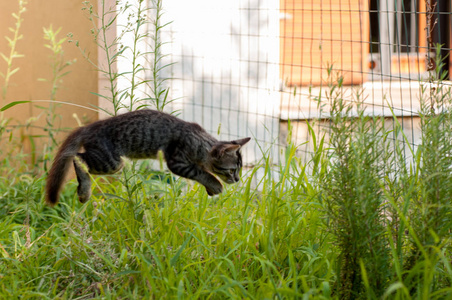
(45, 109), (250, 206)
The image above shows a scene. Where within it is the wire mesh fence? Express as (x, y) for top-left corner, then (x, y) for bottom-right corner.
(135, 0), (452, 167)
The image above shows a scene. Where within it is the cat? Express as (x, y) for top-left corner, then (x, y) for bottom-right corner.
(45, 109), (250, 206)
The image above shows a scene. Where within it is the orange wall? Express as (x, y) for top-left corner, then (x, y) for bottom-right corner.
(280, 0), (369, 86)
(0, 1), (98, 155)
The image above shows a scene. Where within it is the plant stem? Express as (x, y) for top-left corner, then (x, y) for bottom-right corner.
(1, 0), (27, 103)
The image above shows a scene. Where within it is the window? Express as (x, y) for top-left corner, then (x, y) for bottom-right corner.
(368, 0), (429, 80)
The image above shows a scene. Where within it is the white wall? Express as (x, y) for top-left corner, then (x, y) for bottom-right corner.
(155, 0), (281, 164)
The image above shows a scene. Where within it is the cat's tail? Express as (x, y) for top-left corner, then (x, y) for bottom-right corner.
(45, 127), (86, 206)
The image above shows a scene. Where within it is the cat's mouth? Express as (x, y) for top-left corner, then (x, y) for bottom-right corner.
(213, 171), (240, 184)
(224, 177), (238, 184)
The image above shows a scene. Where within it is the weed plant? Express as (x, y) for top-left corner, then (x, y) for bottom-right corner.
(77, 0), (173, 115)
(319, 81), (390, 298)
(0, 0), (27, 158)
(0, 0), (27, 103)
(400, 47), (452, 297)
(39, 26), (77, 168)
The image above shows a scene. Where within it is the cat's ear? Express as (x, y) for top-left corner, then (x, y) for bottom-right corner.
(210, 138), (250, 158)
(210, 143), (241, 158)
(233, 137), (251, 146)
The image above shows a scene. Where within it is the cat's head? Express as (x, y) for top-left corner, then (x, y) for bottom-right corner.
(209, 137), (251, 184)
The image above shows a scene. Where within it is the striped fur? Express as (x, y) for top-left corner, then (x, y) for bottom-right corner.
(45, 109), (250, 206)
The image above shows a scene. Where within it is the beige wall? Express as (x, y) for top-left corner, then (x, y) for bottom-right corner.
(0, 1), (99, 155)
(280, 0), (369, 86)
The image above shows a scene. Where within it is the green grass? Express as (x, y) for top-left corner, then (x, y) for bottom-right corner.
(2, 75), (452, 298)
(0, 151), (334, 299)
(1, 103), (452, 299)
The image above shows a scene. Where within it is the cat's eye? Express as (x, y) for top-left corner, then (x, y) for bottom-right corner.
(229, 169), (235, 175)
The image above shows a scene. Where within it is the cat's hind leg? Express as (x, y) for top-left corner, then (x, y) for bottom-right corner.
(79, 148), (124, 175)
(74, 149), (123, 203)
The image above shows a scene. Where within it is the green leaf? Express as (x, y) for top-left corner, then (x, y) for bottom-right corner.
(0, 53), (9, 63)
(8, 67), (20, 77)
(170, 234), (192, 267)
(0, 100), (30, 111)
(12, 53), (24, 59)
(115, 269), (141, 277)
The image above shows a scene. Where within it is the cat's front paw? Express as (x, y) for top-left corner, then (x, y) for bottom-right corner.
(205, 181), (223, 196)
